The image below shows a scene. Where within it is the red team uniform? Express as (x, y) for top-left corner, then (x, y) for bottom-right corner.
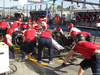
(24, 29), (36, 41)
(38, 30), (53, 64)
(0, 20), (9, 37)
(20, 25), (36, 61)
(12, 21), (21, 28)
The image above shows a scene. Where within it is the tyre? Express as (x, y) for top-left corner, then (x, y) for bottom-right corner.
(12, 32), (24, 47)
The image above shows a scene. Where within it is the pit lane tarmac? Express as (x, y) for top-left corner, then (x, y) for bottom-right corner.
(8, 36), (100, 75)
(9, 52), (92, 75)
(6, 29), (100, 75)
(0, 18), (99, 75)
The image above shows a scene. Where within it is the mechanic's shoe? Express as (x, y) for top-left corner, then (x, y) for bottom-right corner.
(31, 54), (34, 58)
(37, 61), (42, 64)
(62, 63), (67, 67)
(70, 58), (77, 62)
(29, 52), (33, 55)
(21, 56), (28, 62)
(49, 61), (54, 64)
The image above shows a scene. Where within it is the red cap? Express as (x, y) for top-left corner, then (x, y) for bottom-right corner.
(18, 18), (22, 22)
(26, 24), (32, 29)
(68, 23), (74, 29)
(56, 26), (61, 31)
(21, 23), (26, 28)
(38, 18), (42, 23)
(28, 19), (31, 22)
(71, 31), (77, 37)
(32, 21), (35, 24)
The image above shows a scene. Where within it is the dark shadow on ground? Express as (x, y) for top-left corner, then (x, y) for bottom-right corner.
(24, 59), (59, 75)
(44, 65), (68, 73)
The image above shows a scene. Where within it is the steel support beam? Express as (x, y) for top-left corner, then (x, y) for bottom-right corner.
(64, 0), (100, 6)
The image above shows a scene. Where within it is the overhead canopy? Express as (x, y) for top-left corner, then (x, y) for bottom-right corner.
(72, 8), (100, 12)
(27, 0), (43, 3)
(27, 0), (59, 5)
(64, 0), (100, 6)
(44, 0), (59, 5)
(10, 0), (18, 1)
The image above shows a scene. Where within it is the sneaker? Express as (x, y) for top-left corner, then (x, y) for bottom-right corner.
(37, 61), (42, 64)
(31, 54), (34, 58)
(29, 53), (34, 58)
(21, 56), (28, 62)
(70, 58), (77, 62)
(29, 52), (33, 55)
(49, 61), (54, 64)
(62, 63), (67, 67)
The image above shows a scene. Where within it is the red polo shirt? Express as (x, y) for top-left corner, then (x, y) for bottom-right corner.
(81, 15), (84, 19)
(34, 24), (42, 32)
(76, 15), (80, 20)
(40, 30), (52, 39)
(72, 41), (99, 60)
(12, 21), (21, 28)
(24, 29), (36, 41)
(85, 14), (89, 20)
(0, 22), (8, 27)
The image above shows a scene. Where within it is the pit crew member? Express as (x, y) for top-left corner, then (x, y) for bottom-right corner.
(67, 23), (81, 36)
(71, 31), (92, 43)
(3, 28), (15, 58)
(0, 20), (9, 37)
(52, 26), (63, 35)
(38, 30), (53, 64)
(62, 33), (100, 75)
(20, 25), (37, 61)
(38, 18), (49, 30)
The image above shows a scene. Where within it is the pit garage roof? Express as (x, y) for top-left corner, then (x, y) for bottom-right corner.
(72, 8), (100, 12)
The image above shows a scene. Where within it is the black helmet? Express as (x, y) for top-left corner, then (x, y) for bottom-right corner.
(75, 33), (85, 43)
